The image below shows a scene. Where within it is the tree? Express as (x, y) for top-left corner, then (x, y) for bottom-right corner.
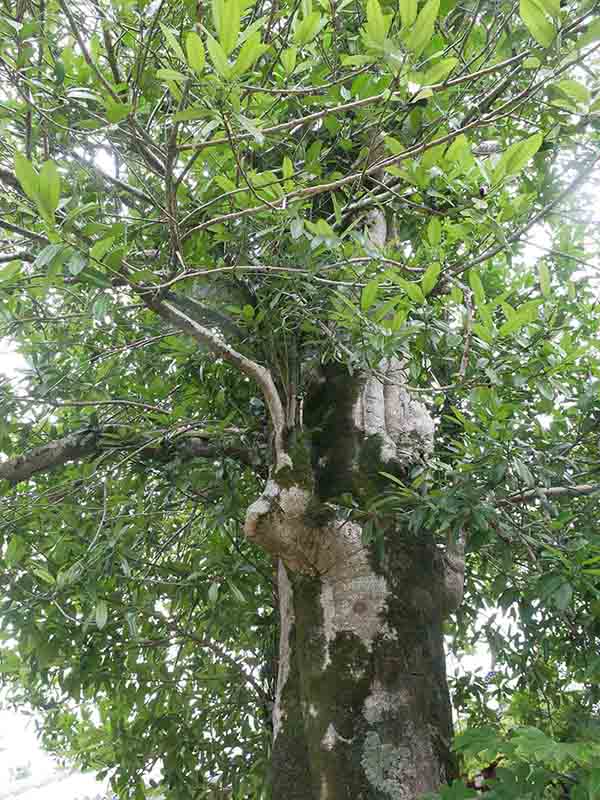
(0, 0), (600, 796)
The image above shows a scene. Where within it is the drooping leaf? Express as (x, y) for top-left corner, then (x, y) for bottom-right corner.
(427, 217), (441, 246)
(365, 0), (386, 45)
(219, 0), (241, 55)
(160, 23), (187, 62)
(538, 262), (551, 298)
(361, 280), (379, 311)
(96, 599), (109, 629)
(421, 261), (441, 295)
(231, 31), (268, 77)
(294, 11), (323, 45)
(206, 34), (231, 77)
(38, 161), (61, 218)
(14, 153), (39, 201)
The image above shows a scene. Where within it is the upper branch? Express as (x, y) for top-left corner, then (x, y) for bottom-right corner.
(150, 297), (288, 469)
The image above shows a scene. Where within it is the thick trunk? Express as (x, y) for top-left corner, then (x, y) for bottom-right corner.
(245, 359), (464, 799)
(271, 541), (457, 800)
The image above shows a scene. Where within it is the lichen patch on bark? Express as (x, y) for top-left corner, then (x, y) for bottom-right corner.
(363, 679), (412, 725)
(361, 730), (417, 799)
(318, 518), (390, 668)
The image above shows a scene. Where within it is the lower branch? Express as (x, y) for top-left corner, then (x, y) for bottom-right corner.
(0, 427), (257, 485)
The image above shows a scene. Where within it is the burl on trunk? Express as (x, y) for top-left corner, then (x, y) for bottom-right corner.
(245, 358), (465, 800)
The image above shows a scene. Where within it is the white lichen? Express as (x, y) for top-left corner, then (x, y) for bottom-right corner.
(319, 518), (390, 668)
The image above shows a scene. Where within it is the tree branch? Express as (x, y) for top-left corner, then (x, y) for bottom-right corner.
(0, 428), (259, 485)
(499, 484), (600, 505)
(0, 430), (99, 484)
(149, 296), (289, 469)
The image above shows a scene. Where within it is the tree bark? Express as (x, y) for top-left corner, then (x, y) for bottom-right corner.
(244, 359), (463, 799)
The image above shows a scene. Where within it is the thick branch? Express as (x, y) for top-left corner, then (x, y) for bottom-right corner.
(443, 529), (466, 614)
(151, 297), (288, 469)
(0, 430), (99, 484)
(0, 428), (258, 485)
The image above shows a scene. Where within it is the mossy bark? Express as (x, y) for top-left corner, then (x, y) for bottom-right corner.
(246, 361), (462, 799)
(270, 536), (456, 800)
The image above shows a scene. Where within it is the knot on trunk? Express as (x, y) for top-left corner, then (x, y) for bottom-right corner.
(244, 479), (321, 572)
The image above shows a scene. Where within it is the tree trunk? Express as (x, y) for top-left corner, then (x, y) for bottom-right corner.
(245, 359), (464, 799)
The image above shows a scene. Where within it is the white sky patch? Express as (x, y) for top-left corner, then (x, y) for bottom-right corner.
(0, 339), (27, 379)
(0, 710), (107, 800)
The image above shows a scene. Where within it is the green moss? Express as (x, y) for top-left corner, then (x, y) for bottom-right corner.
(270, 614), (315, 798)
(276, 430), (315, 490)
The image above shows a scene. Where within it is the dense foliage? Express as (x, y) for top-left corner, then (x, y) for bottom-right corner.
(0, 0), (600, 795)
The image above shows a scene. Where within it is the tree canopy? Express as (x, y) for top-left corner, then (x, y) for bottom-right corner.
(1, 0), (600, 796)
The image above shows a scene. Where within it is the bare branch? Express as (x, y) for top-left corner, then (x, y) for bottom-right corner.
(178, 52), (527, 154)
(500, 484), (600, 505)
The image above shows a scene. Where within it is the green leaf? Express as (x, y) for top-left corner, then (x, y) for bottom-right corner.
(220, 0), (241, 55)
(427, 217), (441, 246)
(105, 100), (131, 123)
(542, 0), (560, 18)
(499, 312), (530, 336)
(212, 0), (225, 37)
(552, 581), (573, 611)
(520, 0), (555, 47)
(281, 47), (297, 74)
(14, 153), (39, 201)
(405, 0), (439, 57)
(365, 0), (386, 45)
(231, 31), (267, 77)
(6, 535), (27, 566)
(0, 261), (22, 283)
(67, 251), (87, 276)
(96, 599), (108, 629)
(538, 262), (551, 298)
(421, 261), (441, 295)
(469, 271), (486, 306)
(399, 0), (417, 29)
(208, 581), (220, 603)
(90, 236), (115, 262)
(493, 133), (543, 183)
(361, 280), (379, 311)
(156, 68), (188, 82)
(424, 56), (458, 83)
(160, 23), (187, 62)
(38, 161), (61, 218)
(282, 155), (294, 192)
(294, 11), (323, 45)
(186, 31), (206, 73)
(206, 34), (231, 77)
(553, 79), (590, 105)
(34, 244), (66, 269)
